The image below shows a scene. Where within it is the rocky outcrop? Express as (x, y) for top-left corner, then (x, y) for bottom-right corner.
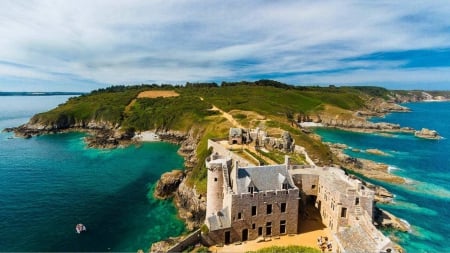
(374, 207), (410, 232)
(414, 128), (442, 140)
(150, 237), (179, 253)
(154, 170), (185, 200)
(320, 116), (413, 133)
(174, 180), (207, 231)
(6, 117), (132, 148)
(329, 143), (405, 184)
(155, 128), (207, 231)
(366, 99), (410, 113)
(366, 149), (389, 156)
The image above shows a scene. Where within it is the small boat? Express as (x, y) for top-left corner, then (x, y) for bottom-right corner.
(75, 223), (86, 234)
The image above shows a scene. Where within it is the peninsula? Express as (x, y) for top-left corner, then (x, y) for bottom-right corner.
(6, 81), (449, 252)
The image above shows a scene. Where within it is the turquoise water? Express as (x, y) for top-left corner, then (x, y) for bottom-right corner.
(0, 96), (186, 252)
(315, 102), (450, 253)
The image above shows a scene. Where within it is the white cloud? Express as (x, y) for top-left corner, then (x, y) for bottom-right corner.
(1, 0), (450, 90)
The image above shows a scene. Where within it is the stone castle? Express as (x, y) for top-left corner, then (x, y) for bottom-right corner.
(203, 128), (398, 253)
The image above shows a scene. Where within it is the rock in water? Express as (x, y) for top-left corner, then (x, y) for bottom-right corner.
(154, 170), (185, 199)
(414, 128), (441, 140)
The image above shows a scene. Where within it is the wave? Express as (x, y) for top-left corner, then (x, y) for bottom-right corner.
(387, 165), (402, 173)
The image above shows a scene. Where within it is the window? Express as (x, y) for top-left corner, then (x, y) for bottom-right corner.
(282, 183), (289, 190)
(248, 186), (254, 194)
(341, 207), (347, 218)
(311, 184), (316, 189)
(267, 204), (272, 214)
(355, 197), (360, 205)
(280, 220), (286, 234)
(258, 227), (263, 236)
(266, 222), (272, 236)
(280, 203), (286, 213)
(252, 206), (257, 216)
(238, 212), (242, 219)
(252, 223), (256, 229)
(214, 177), (217, 182)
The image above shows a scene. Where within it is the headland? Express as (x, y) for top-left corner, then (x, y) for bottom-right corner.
(4, 81), (448, 252)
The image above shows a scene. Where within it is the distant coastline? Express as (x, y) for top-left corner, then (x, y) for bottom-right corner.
(0, 92), (85, 96)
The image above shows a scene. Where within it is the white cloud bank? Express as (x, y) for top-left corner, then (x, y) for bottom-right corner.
(1, 0), (450, 91)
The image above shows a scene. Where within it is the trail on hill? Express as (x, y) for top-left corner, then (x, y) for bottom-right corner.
(200, 96), (243, 129)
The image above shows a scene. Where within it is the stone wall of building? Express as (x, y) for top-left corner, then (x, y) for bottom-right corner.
(228, 189), (299, 243)
(293, 173), (319, 196)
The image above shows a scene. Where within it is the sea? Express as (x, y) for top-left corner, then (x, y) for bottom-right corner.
(0, 95), (186, 252)
(315, 101), (450, 253)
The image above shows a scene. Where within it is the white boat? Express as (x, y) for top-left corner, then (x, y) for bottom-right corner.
(76, 223), (86, 234)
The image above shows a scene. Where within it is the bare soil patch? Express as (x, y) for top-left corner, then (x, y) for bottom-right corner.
(137, 90), (179, 98)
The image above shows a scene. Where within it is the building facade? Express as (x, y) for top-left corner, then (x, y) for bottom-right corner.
(205, 141), (299, 244)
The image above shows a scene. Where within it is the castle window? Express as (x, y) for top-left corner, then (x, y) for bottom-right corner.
(238, 212), (242, 219)
(267, 204), (272, 214)
(355, 197), (360, 205)
(341, 207), (347, 218)
(248, 186), (254, 194)
(214, 177), (217, 182)
(282, 183), (289, 190)
(252, 223), (256, 229)
(311, 184), (316, 189)
(280, 203), (286, 213)
(252, 206), (257, 216)
(280, 220), (286, 234)
(266, 222), (272, 236)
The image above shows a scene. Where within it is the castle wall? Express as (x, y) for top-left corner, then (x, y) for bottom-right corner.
(227, 189), (299, 243)
(317, 182), (343, 232)
(295, 174), (320, 196)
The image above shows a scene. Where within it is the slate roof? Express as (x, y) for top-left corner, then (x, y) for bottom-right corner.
(229, 128), (242, 137)
(235, 165), (296, 194)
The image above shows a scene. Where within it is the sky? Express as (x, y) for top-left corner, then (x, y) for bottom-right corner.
(1, 0), (450, 92)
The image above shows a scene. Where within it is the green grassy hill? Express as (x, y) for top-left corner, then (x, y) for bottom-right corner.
(26, 81), (392, 193)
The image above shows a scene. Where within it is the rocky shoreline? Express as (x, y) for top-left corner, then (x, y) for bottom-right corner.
(4, 98), (423, 251)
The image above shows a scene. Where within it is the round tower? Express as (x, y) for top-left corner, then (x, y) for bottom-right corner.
(206, 157), (225, 219)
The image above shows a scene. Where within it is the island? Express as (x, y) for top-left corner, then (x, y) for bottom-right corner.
(5, 80), (448, 253)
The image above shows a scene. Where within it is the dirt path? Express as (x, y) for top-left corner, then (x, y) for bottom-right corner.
(209, 104), (244, 129)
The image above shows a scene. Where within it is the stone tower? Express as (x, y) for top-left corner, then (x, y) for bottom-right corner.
(205, 153), (231, 218)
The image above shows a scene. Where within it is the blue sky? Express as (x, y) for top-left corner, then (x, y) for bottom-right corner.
(1, 1), (450, 91)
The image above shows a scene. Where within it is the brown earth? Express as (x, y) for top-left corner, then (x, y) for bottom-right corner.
(137, 90), (179, 98)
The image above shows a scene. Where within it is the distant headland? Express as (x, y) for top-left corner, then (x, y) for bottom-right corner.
(0, 92), (85, 96)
